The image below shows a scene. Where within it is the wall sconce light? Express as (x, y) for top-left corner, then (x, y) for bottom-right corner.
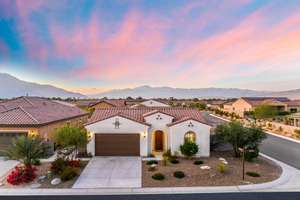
(29, 130), (38, 137)
(141, 132), (147, 139)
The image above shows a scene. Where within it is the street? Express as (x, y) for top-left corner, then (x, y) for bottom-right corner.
(1, 193), (300, 200)
(261, 134), (300, 169)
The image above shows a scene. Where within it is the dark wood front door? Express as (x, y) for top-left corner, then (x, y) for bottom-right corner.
(154, 131), (164, 151)
(95, 134), (140, 156)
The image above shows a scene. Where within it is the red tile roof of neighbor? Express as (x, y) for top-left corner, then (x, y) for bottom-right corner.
(0, 97), (88, 127)
(89, 99), (127, 107)
(241, 97), (291, 106)
(86, 107), (225, 127)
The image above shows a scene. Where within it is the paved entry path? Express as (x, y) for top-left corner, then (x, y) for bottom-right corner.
(73, 157), (141, 188)
(0, 157), (19, 181)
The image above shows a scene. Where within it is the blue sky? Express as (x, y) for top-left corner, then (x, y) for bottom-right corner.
(0, 0), (300, 94)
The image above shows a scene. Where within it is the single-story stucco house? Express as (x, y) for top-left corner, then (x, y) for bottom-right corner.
(130, 99), (170, 108)
(85, 107), (224, 157)
(0, 96), (88, 154)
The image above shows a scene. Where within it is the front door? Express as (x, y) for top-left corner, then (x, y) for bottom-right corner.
(154, 131), (163, 151)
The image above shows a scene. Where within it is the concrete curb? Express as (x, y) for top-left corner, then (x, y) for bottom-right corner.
(0, 153), (298, 195)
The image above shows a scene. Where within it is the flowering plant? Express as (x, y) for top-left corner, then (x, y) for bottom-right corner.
(7, 166), (37, 185)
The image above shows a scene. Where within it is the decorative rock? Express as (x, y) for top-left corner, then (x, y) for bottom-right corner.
(51, 178), (61, 185)
(200, 165), (211, 170)
(151, 164), (157, 168)
(219, 157), (226, 161)
(30, 183), (41, 189)
(222, 161), (228, 165)
(38, 175), (46, 182)
(0, 182), (4, 187)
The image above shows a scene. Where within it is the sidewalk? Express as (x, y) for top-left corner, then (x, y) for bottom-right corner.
(0, 153), (300, 195)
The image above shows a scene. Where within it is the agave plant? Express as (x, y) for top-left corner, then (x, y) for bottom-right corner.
(6, 135), (46, 167)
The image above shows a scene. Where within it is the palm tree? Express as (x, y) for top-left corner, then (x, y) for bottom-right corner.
(6, 135), (46, 168)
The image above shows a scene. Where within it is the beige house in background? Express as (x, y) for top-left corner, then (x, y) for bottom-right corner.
(0, 97), (88, 154)
(224, 97), (300, 117)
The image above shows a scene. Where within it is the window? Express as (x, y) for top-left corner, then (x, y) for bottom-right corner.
(184, 131), (196, 143)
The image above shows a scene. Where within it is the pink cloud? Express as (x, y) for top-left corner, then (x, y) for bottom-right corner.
(50, 10), (169, 82)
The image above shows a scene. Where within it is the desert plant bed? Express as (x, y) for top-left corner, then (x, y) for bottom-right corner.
(142, 151), (281, 187)
(1, 161), (88, 188)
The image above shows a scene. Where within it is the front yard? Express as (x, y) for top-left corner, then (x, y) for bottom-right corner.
(1, 160), (89, 189)
(143, 151), (281, 187)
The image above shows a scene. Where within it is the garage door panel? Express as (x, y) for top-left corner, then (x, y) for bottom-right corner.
(95, 134), (140, 156)
(0, 132), (27, 155)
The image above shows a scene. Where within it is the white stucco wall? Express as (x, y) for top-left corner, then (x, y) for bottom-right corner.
(144, 112), (174, 153)
(85, 116), (149, 156)
(141, 100), (170, 107)
(169, 120), (211, 157)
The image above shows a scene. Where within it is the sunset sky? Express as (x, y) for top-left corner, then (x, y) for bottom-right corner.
(0, 0), (300, 94)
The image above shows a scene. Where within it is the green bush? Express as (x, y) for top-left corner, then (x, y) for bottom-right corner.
(173, 171), (185, 179)
(217, 163), (227, 173)
(180, 142), (199, 158)
(32, 159), (41, 166)
(244, 147), (259, 162)
(193, 160), (204, 165)
(146, 160), (158, 165)
(246, 171), (261, 177)
(51, 158), (67, 174)
(60, 167), (79, 181)
(152, 173), (165, 181)
(169, 158), (179, 164)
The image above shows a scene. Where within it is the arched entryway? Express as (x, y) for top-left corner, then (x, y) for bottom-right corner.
(154, 130), (164, 151)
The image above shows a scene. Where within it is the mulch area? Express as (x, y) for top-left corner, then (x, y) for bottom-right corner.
(142, 151), (282, 187)
(1, 161), (88, 188)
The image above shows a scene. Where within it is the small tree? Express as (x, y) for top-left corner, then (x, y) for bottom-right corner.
(6, 136), (46, 168)
(53, 125), (88, 159)
(216, 121), (266, 157)
(180, 142), (199, 159)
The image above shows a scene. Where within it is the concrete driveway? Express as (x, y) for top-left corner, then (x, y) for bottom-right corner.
(0, 157), (19, 181)
(73, 157), (141, 188)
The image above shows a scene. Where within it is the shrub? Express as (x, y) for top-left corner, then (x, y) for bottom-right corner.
(295, 129), (300, 138)
(194, 160), (204, 165)
(180, 142), (199, 159)
(60, 167), (79, 181)
(169, 158), (180, 164)
(246, 171), (261, 177)
(146, 160), (158, 165)
(152, 173), (165, 181)
(51, 158), (67, 174)
(7, 166), (37, 185)
(68, 160), (81, 168)
(244, 147), (259, 162)
(162, 149), (172, 159)
(173, 171), (185, 179)
(217, 163), (227, 173)
(32, 159), (41, 166)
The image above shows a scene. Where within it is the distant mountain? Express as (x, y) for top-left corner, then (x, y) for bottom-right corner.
(0, 73), (86, 98)
(91, 85), (300, 99)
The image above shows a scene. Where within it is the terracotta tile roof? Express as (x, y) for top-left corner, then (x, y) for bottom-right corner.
(90, 99), (126, 107)
(285, 100), (300, 106)
(0, 105), (7, 113)
(86, 107), (225, 127)
(0, 97), (88, 126)
(241, 97), (290, 106)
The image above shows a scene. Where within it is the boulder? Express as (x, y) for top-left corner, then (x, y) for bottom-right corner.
(51, 178), (62, 185)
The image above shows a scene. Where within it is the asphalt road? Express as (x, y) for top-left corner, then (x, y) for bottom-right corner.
(1, 193), (300, 200)
(260, 133), (300, 169)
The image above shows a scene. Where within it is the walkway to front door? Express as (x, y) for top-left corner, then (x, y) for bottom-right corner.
(72, 157), (141, 188)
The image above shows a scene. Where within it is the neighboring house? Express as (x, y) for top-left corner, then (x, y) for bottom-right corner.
(89, 99), (127, 109)
(286, 112), (300, 127)
(0, 97), (88, 153)
(225, 97), (295, 117)
(85, 107), (224, 157)
(131, 99), (170, 108)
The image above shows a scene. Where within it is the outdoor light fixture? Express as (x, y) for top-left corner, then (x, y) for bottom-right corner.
(141, 132), (147, 138)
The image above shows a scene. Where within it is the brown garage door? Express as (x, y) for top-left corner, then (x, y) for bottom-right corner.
(0, 132), (27, 155)
(95, 134), (140, 156)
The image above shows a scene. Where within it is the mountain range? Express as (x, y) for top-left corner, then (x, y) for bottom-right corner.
(0, 73), (85, 99)
(0, 73), (299, 99)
